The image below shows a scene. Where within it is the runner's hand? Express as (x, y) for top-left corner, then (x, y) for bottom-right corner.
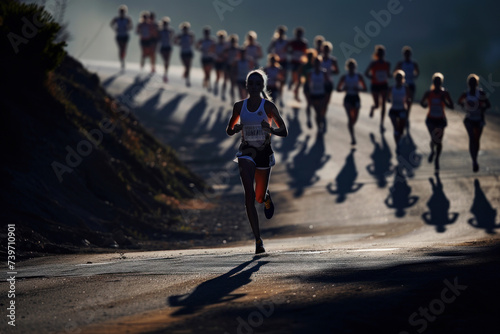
(261, 120), (272, 134)
(233, 124), (243, 133)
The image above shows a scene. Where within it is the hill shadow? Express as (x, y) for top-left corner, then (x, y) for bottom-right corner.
(326, 148), (363, 203)
(421, 173), (459, 232)
(468, 179), (500, 234)
(366, 131), (394, 188)
(168, 258), (269, 316)
(286, 133), (330, 197)
(385, 167), (419, 217)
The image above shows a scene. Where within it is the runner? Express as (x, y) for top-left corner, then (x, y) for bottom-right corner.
(313, 35), (325, 54)
(420, 73), (454, 171)
(225, 34), (240, 103)
(226, 69), (288, 254)
(110, 5), (133, 70)
(308, 55), (331, 133)
(267, 25), (288, 107)
(136, 11), (155, 72)
(320, 41), (339, 118)
(243, 31), (263, 69)
(457, 74), (491, 172)
(235, 48), (252, 100)
(299, 49), (317, 126)
(287, 27), (308, 94)
(196, 26), (216, 91)
(337, 58), (367, 145)
(394, 46), (420, 126)
(213, 30), (228, 98)
(148, 11), (159, 70)
(175, 22), (195, 87)
(158, 16), (174, 83)
(388, 70), (411, 151)
(264, 54), (284, 103)
(365, 45), (391, 130)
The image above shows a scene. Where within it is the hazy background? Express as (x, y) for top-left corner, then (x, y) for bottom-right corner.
(23, 0), (500, 111)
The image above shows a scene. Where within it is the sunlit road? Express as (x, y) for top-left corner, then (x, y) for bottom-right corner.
(1, 61), (499, 334)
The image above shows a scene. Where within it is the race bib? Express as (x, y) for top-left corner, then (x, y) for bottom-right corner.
(243, 125), (266, 142)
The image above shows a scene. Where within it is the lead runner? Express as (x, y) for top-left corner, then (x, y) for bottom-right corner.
(226, 69), (288, 254)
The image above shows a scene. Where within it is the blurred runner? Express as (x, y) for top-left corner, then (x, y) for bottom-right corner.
(420, 73), (454, 171)
(337, 58), (367, 145)
(365, 45), (391, 130)
(158, 16), (174, 83)
(457, 74), (491, 172)
(175, 22), (195, 87)
(110, 5), (133, 70)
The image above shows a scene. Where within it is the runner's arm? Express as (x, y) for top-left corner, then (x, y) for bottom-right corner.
(263, 101), (287, 137)
(226, 102), (242, 136)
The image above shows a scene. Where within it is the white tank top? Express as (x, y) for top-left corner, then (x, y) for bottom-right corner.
(401, 61), (415, 84)
(321, 56), (336, 76)
(344, 73), (360, 95)
(240, 99), (271, 147)
(265, 67), (280, 87)
(200, 38), (215, 58)
(138, 23), (150, 39)
(272, 39), (288, 60)
(159, 29), (172, 47)
(310, 70), (326, 95)
(226, 46), (238, 65)
(245, 44), (260, 63)
(391, 85), (407, 110)
(215, 42), (226, 61)
(465, 89), (482, 121)
(115, 17), (130, 36)
(179, 33), (192, 53)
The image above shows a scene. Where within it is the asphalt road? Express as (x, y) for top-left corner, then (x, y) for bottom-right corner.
(1, 60), (499, 334)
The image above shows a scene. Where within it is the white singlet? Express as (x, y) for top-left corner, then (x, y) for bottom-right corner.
(240, 99), (271, 147)
(344, 73), (360, 95)
(391, 85), (407, 110)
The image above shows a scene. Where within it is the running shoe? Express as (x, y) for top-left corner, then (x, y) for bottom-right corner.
(255, 239), (265, 254)
(473, 162), (479, 173)
(264, 191), (274, 219)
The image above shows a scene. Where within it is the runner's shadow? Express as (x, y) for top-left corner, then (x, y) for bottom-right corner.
(468, 179), (500, 234)
(395, 133), (422, 178)
(275, 107), (302, 164)
(179, 95), (208, 135)
(118, 74), (153, 107)
(366, 132), (393, 188)
(327, 148), (363, 203)
(421, 174), (459, 232)
(385, 167), (418, 217)
(101, 71), (123, 88)
(168, 258), (269, 316)
(287, 133), (330, 197)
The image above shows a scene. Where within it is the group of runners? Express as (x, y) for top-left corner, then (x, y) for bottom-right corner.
(111, 6), (492, 254)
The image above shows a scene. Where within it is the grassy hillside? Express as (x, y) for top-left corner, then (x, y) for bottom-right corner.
(0, 1), (207, 256)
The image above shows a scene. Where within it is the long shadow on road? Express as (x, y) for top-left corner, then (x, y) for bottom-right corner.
(327, 148), (363, 203)
(158, 245), (500, 334)
(366, 131), (394, 188)
(468, 179), (500, 234)
(168, 258), (269, 316)
(421, 173), (459, 233)
(287, 133), (330, 197)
